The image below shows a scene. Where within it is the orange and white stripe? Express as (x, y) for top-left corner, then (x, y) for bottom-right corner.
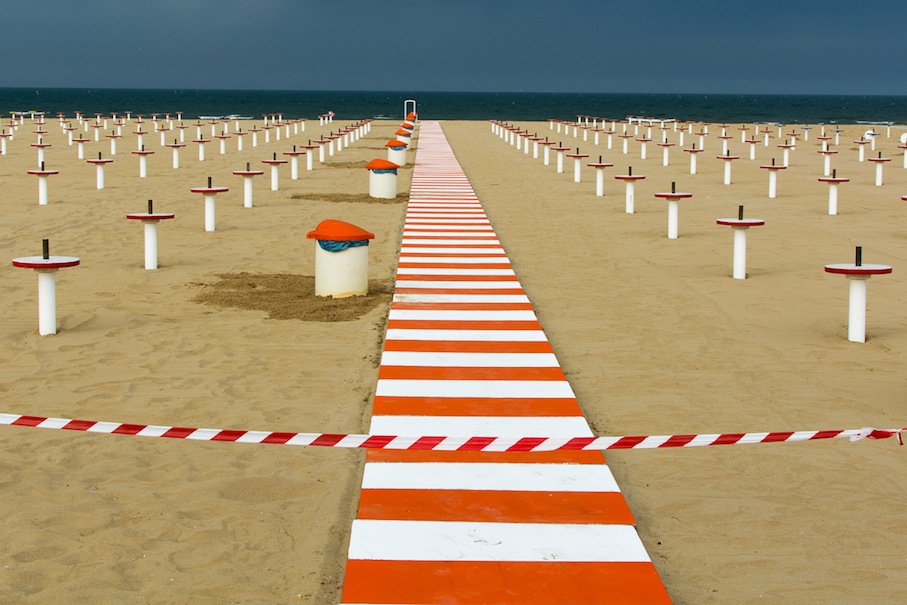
(340, 122), (670, 604)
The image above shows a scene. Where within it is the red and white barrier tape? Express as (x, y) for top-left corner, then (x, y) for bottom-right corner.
(0, 413), (903, 451)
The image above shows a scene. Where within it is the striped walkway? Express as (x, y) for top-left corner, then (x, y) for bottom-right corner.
(339, 121), (670, 604)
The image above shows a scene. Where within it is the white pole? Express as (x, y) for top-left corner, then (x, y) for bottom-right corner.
(847, 276), (868, 343)
(732, 227), (748, 279)
(38, 176), (49, 205)
(96, 164), (105, 189)
(625, 182), (635, 214)
(204, 195), (216, 232)
(244, 177), (254, 208)
(270, 165), (279, 191)
(828, 183), (839, 215)
(37, 270), (57, 335)
(667, 200), (679, 239)
(595, 169), (604, 197)
(768, 171), (777, 198)
(143, 221), (159, 270)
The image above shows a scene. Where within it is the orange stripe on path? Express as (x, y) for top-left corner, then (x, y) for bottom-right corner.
(339, 121), (669, 604)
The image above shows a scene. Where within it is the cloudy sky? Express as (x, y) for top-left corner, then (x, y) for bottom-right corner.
(8, 0), (906, 95)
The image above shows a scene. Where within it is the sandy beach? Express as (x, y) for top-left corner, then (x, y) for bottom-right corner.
(2, 112), (906, 604)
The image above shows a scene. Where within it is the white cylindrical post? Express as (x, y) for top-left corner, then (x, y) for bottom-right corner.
(667, 200), (679, 239)
(732, 227), (748, 279)
(848, 277), (868, 343)
(270, 165), (279, 190)
(828, 184), (839, 215)
(143, 221), (159, 270)
(723, 161), (732, 185)
(139, 155), (147, 178)
(690, 153), (697, 174)
(172, 147), (180, 169)
(244, 178), (254, 208)
(573, 159), (582, 182)
(768, 171), (777, 198)
(204, 195), (216, 232)
(595, 169), (604, 196)
(96, 164), (105, 189)
(626, 182), (635, 213)
(37, 270), (57, 335)
(875, 162), (883, 186)
(38, 176), (48, 206)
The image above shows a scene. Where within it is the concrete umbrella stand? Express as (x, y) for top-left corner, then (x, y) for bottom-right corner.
(11, 239), (80, 335)
(106, 130), (122, 155)
(126, 200), (176, 270)
(818, 170), (849, 215)
(261, 153), (288, 190)
(32, 137), (51, 165)
(566, 149), (589, 182)
(867, 152), (891, 186)
(539, 139), (556, 166)
(132, 147), (155, 178)
(824, 246), (892, 343)
(86, 153), (114, 189)
(817, 148), (838, 177)
(28, 163), (59, 205)
(614, 167), (646, 214)
(777, 140), (795, 167)
(283, 147), (306, 180)
(760, 159), (787, 198)
(165, 139), (186, 169)
(853, 137), (870, 162)
(683, 144), (704, 175)
(716, 205), (764, 279)
(897, 132), (907, 168)
(72, 133), (89, 160)
(653, 182), (693, 239)
(190, 177), (229, 232)
(301, 142), (319, 170)
(716, 150), (740, 185)
(587, 157), (614, 197)
(233, 163), (265, 208)
(552, 143), (570, 174)
(193, 136), (211, 162)
(658, 139), (675, 166)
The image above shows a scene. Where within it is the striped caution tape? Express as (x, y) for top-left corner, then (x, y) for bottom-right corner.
(0, 413), (903, 451)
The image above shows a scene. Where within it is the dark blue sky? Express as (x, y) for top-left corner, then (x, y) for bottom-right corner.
(9, 0), (907, 95)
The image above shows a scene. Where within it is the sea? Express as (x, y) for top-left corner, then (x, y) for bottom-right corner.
(1, 88), (906, 125)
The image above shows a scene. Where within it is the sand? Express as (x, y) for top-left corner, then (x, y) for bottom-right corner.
(1, 116), (410, 603)
(1, 113), (905, 604)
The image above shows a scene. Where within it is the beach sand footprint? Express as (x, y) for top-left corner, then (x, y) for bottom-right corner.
(192, 273), (393, 321)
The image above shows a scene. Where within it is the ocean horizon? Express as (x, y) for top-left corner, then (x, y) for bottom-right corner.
(1, 88), (906, 124)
